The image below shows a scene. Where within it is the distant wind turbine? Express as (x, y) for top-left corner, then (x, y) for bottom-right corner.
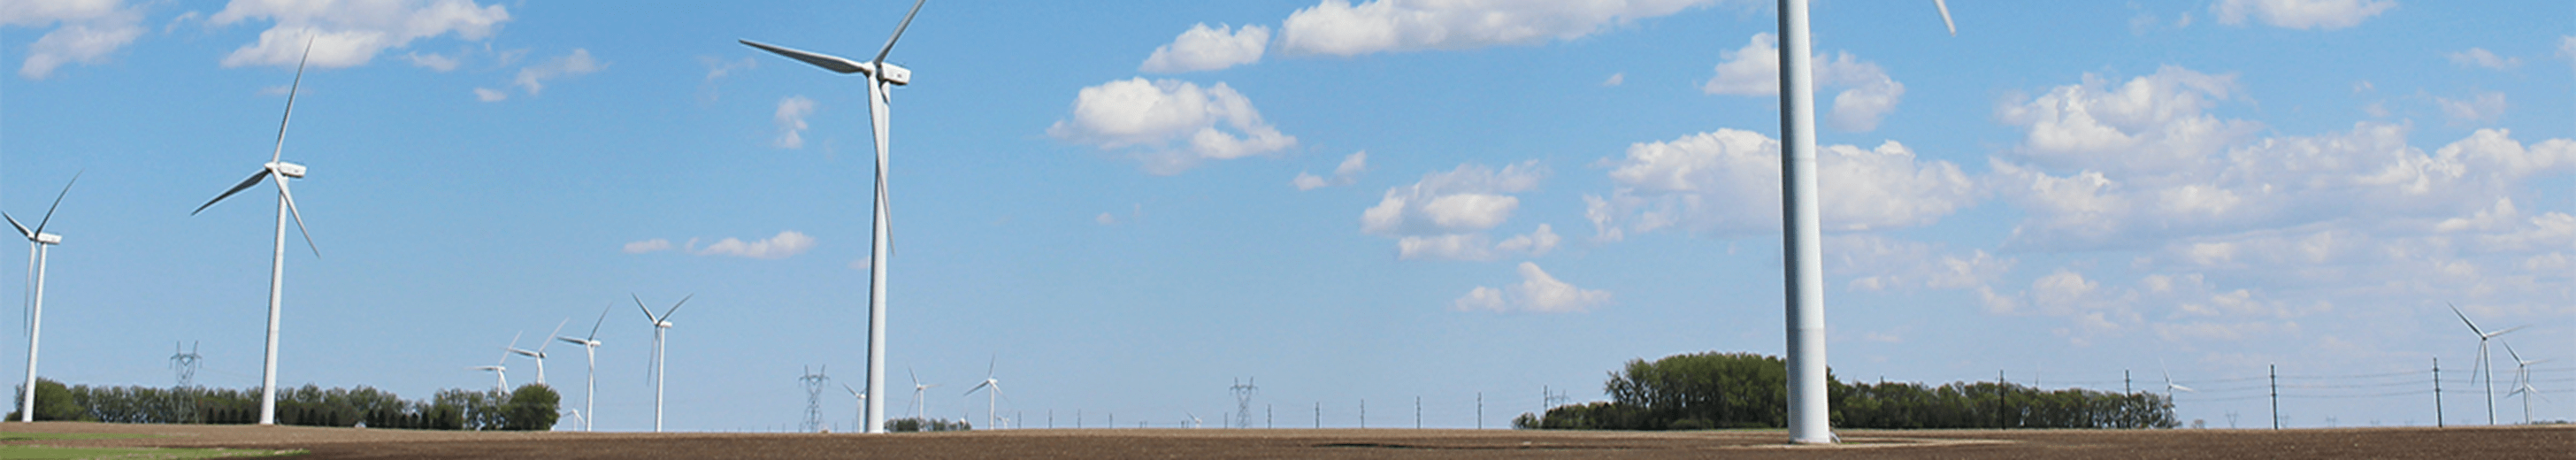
(636, 294), (691, 432)
(471, 337), (510, 392)
(963, 357), (1006, 430)
(1770, 0), (1952, 444)
(556, 304), (613, 432)
(510, 319), (566, 386)
(2502, 342), (2552, 425)
(843, 383), (868, 432)
(2449, 303), (2526, 426)
(192, 36), (324, 426)
(908, 367), (939, 421)
(739, 0), (927, 434)
(8, 173), (75, 423)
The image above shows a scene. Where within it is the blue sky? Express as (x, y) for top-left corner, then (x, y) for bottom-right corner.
(2, 0), (2569, 432)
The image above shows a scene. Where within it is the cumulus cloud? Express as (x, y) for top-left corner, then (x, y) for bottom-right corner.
(2434, 90), (2505, 124)
(1294, 150), (1368, 190)
(1585, 129), (1975, 239)
(512, 48), (602, 96)
(1049, 78), (1298, 174)
(1992, 65), (2258, 174)
(691, 231), (816, 259)
(1700, 34), (1907, 132)
(472, 87), (505, 102)
(1364, 161), (1555, 261)
(1453, 262), (1610, 313)
(1602, 73), (1624, 87)
(1278, 0), (1718, 56)
(1828, 234), (2013, 293)
(210, 0), (510, 69)
(773, 96), (817, 149)
(2561, 36), (2576, 73)
(2210, 0), (2393, 30)
(1140, 23), (1269, 73)
(622, 239), (673, 254)
(403, 51), (457, 71)
(2445, 48), (2519, 71)
(4, 0), (148, 79)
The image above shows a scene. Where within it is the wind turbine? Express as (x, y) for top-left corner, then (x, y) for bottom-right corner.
(2158, 360), (2195, 402)
(470, 339), (510, 392)
(962, 357), (1005, 430)
(636, 294), (690, 432)
(843, 383), (868, 432)
(510, 319), (566, 386)
(908, 367), (939, 421)
(1770, 0), (1952, 444)
(2503, 342), (2552, 425)
(738, 0), (926, 433)
(1184, 412), (1202, 429)
(556, 304), (613, 432)
(192, 36), (324, 426)
(9, 173), (74, 423)
(2449, 303), (2526, 425)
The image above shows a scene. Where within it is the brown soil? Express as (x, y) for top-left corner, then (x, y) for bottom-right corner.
(5, 421), (2567, 459)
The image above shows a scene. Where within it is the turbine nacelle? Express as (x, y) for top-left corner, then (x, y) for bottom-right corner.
(874, 62), (912, 86)
(556, 336), (602, 348)
(267, 161), (308, 179)
(32, 234), (61, 245)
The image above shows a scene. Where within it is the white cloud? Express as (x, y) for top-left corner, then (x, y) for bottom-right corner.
(1453, 262), (1610, 313)
(622, 239), (673, 254)
(1993, 65), (2257, 174)
(2210, 0), (2393, 30)
(2444, 48), (2519, 71)
(1278, 0), (1719, 57)
(1140, 23), (1269, 73)
(1049, 78), (1298, 174)
(210, 0), (510, 69)
(472, 87), (505, 102)
(773, 96), (817, 150)
(1294, 150), (1369, 190)
(1601, 73), (1623, 87)
(1700, 34), (1907, 132)
(1095, 212), (1117, 226)
(1366, 161), (1551, 261)
(512, 48), (602, 96)
(1587, 129), (1974, 239)
(691, 231), (816, 259)
(4, 0), (147, 79)
(1495, 224), (1560, 257)
(2561, 36), (2575, 73)
(403, 51), (457, 71)
(2434, 90), (2506, 124)
(1829, 234), (2013, 293)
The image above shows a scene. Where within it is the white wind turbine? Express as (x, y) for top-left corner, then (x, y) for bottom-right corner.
(192, 37), (324, 426)
(556, 305), (612, 432)
(843, 383), (868, 432)
(739, 0), (926, 433)
(908, 367), (939, 421)
(9, 174), (75, 423)
(2502, 342), (2552, 425)
(1769, 0), (1952, 444)
(2158, 360), (2195, 402)
(636, 294), (691, 432)
(470, 338), (510, 392)
(510, 319), (567, 386)
(962, 357), (1006, 430)
(2449, 303), (2526, 426)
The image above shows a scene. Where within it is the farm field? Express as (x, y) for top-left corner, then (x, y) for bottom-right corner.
(4, 422), (2568, 459)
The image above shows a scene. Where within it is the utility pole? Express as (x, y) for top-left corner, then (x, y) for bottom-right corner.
(1997, 370), (2007, 429)
(1361, 399), (1368, 429)
(1315, 402), (1321, 429)
(2269, 364), (2279, 430)
(1477, 392), (1484, 429)
(1268, 403), (1273, 428)
(2124, 370), (2131, 395)
(2433, 357), (2444, 428)
(1414, 396), (1422, 429)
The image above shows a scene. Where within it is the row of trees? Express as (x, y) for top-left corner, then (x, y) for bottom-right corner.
(10, 379), (559, 431)
(1514, 352), (2178, 430)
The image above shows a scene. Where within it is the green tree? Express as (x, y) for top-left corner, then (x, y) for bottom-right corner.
(501, 384), (560, 431)
(8, 378), (94, 421)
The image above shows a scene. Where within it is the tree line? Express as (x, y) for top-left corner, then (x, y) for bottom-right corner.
(1513, 352), (2178, 430)
(10, 379), (559, 431)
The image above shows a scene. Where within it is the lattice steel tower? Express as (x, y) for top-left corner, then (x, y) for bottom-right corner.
(1230, 378), (1258, 428)
(169, 341), (202, 387)
(801, 365), (832, 432)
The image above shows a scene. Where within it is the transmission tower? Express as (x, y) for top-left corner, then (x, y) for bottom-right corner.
(800, 365), (831, 433)
(169, 341), (202, 387)
(1230, 377), (1258, 428)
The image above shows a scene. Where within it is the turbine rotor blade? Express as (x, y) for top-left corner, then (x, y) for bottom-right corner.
(588, 303), (613, 340)
(275, 175), (320, 257)
(2485, 324), (2529, 339)
(540, 318), (570, 354)
(965, 380), (989, 395)
(634, 294), (656, 323)
(4, 213), (30, 240)
(875, 0), (929, 65)
(1933, 0), (1956, 36)
(32, 172), (79, 237)
(739, 39), (868, 74)
(2448, 303), (2484, 335)
(194, 170), (273, 215)
(661, 294), (694, 321)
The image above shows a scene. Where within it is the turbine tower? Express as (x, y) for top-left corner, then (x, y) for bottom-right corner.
(192, 37), (324, 426)
(738, 0), (926, 433)
(636, 294), (691, 432)
(9, 173), (75, 423)
(555, 304), (613, 432)
(1771, 0), (1951, 444)
(2502, 342), (2551, 425)
(2449, 303), (2526, 425)
(842, 383), (867, 432)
